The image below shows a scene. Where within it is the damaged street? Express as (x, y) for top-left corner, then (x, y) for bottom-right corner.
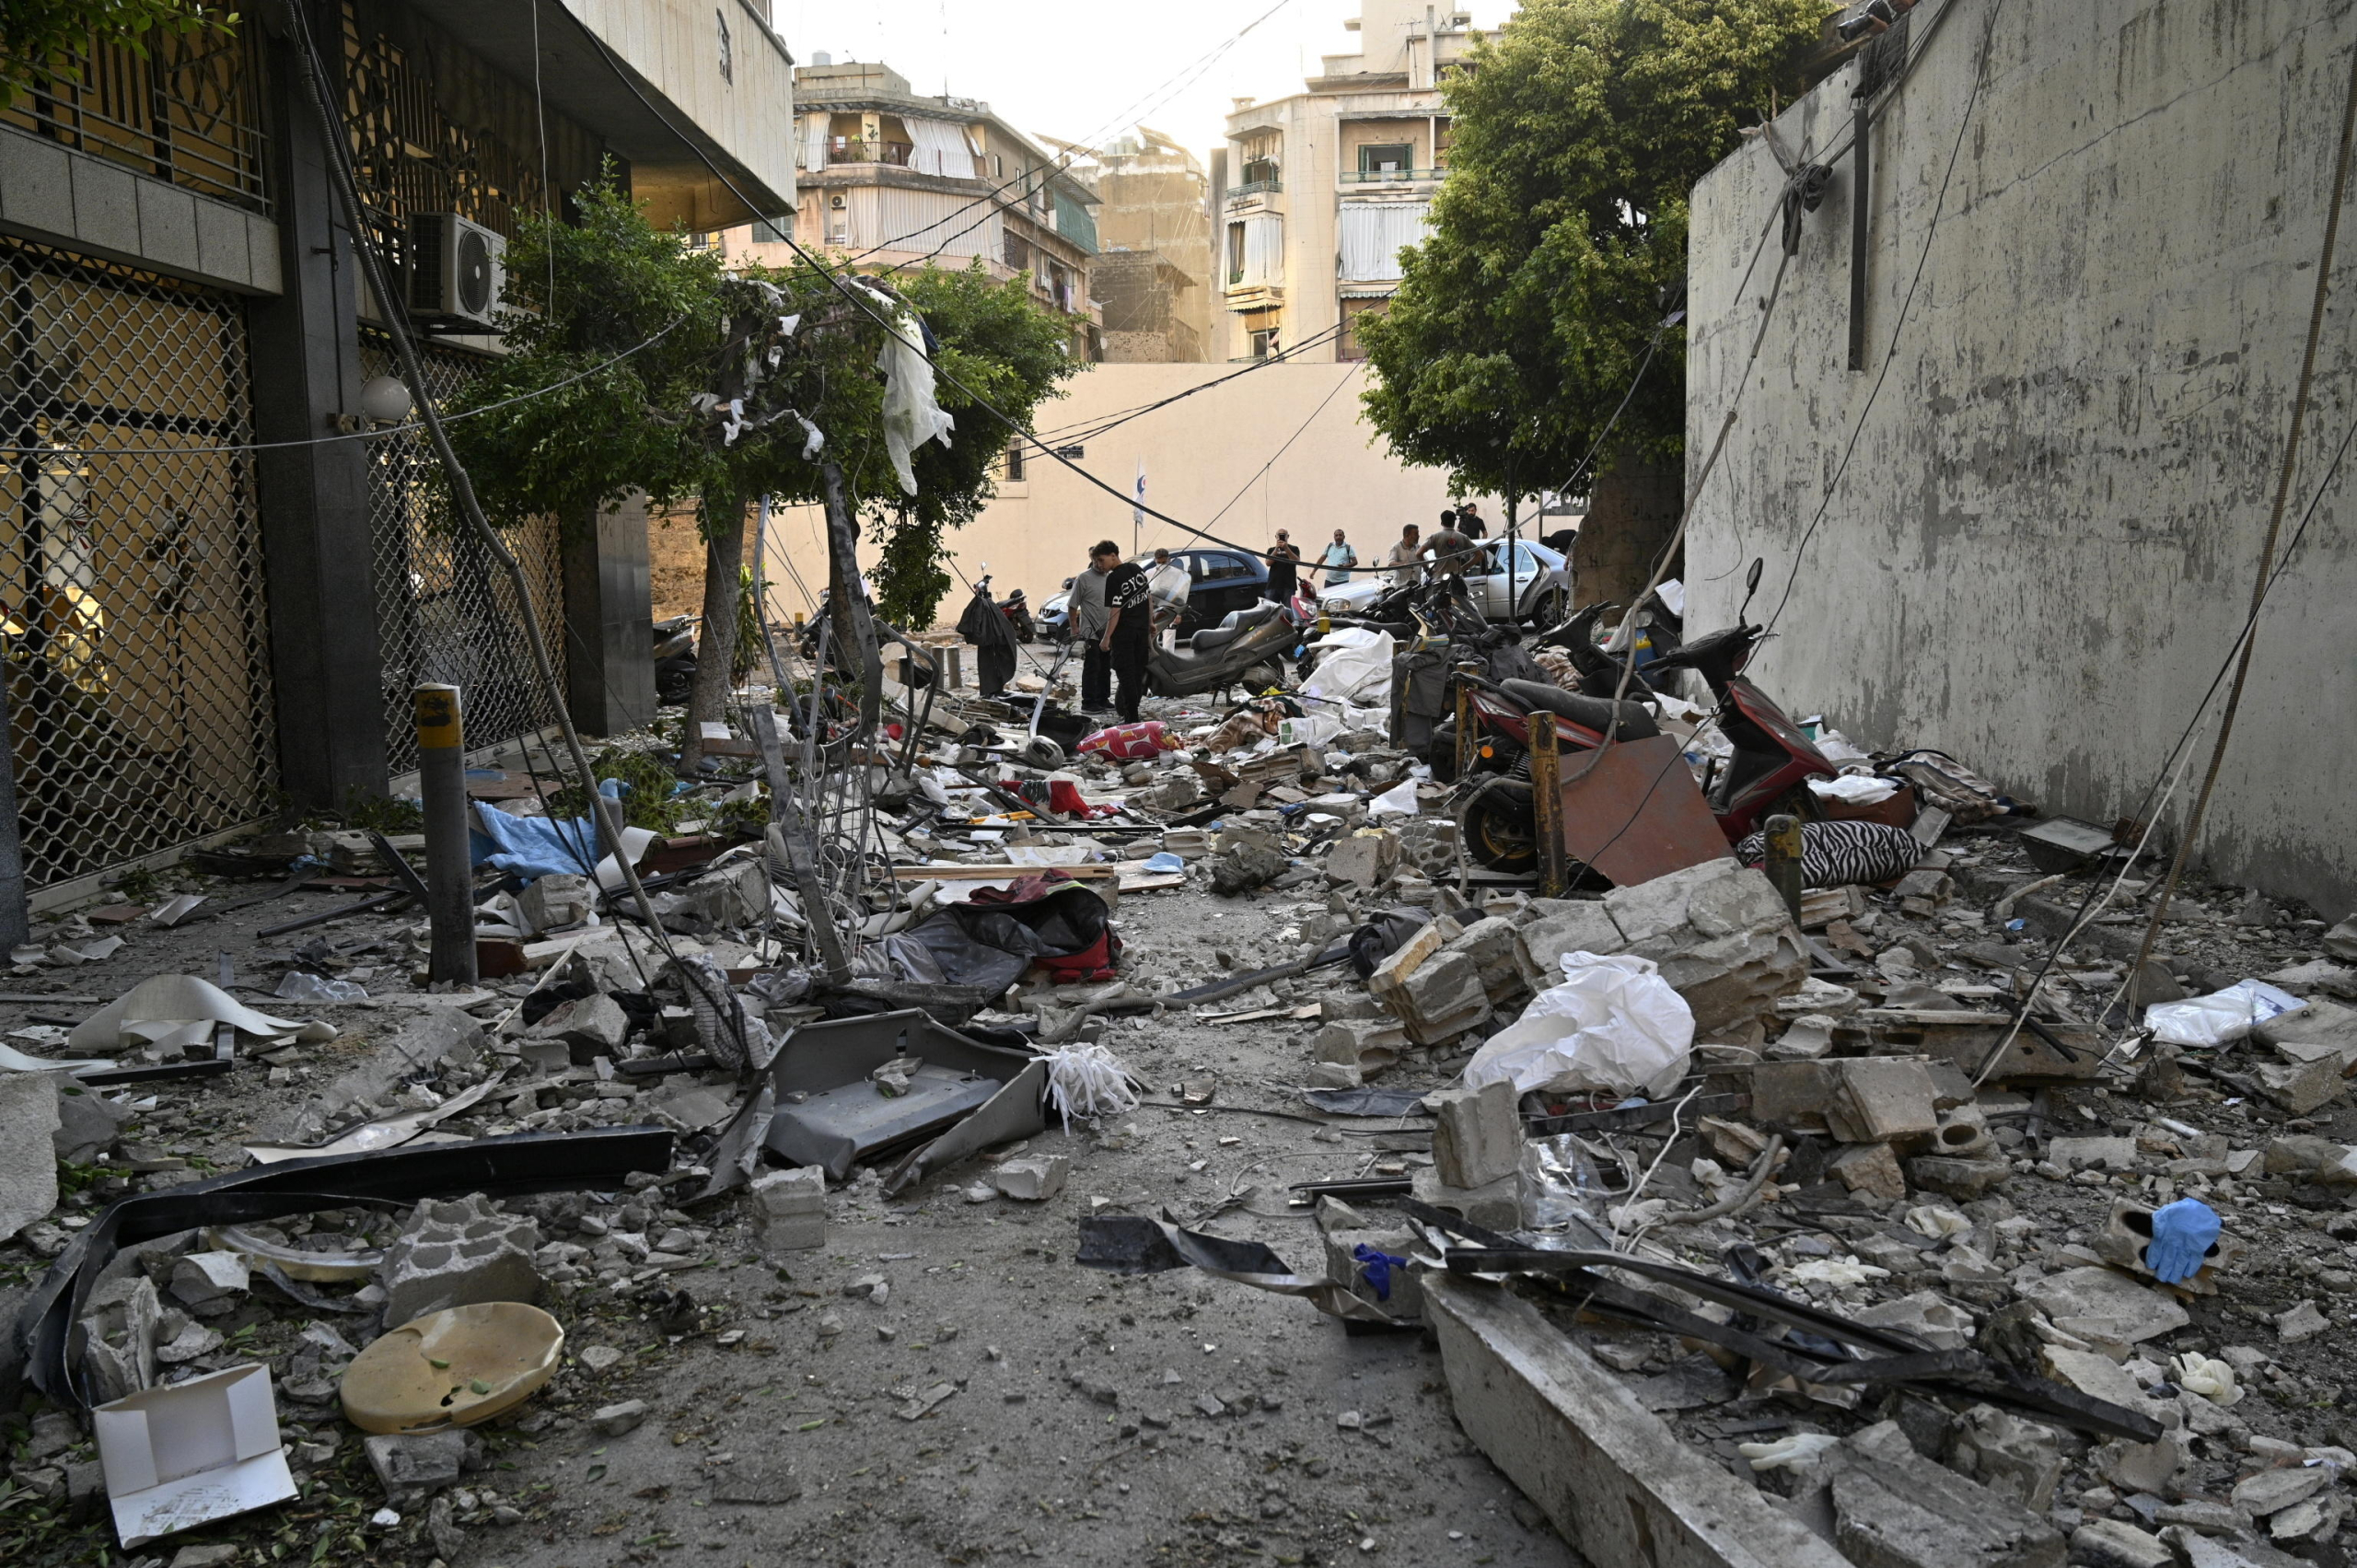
(2, 2), (2353, 1567)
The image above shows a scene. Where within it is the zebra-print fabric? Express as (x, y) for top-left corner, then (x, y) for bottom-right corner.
(1735, 819), (1921, 887)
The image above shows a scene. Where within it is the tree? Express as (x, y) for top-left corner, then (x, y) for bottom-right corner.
(1, 1), (235, 110)
(447, 176), (1071, 768)
(1357, 0), (1828, 604)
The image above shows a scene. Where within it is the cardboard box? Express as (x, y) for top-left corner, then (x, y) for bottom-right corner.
(93, 1364), (297, 1547)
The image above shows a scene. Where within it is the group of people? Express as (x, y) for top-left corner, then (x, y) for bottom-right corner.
(1261, 500), (1489, 600)
(1057, 500), (1495, 723)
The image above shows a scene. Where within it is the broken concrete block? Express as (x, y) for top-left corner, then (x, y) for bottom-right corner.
(2253, 1054), (2345, 1115)
(1907, 1156), (2012, 1201)
(1829, 1141), (1908, 1202)
(1410, 1166), (1519, 1231)
(1396, 816), (1458, 878)
(1514, 901), (1623, 994)
(1323, 1226), (1423, 1318)
(168, 1250), (250, 1312)
(1853, 1291), (1976, 1352)
(52, 1085), (130, 1164)
(1825, 1058), (1941, 1145)
(0, 1070), (61, 1243)
(1826, 1421), (2066, 1568)
(379, 1193), (542, 1326)
(991, 1155), (1069, 1202)
(1929, 1104), (1993, 1160)
(748, 1165), (826, 1254)
(590, 1400), (648, 1436)
(1770, 1014), (1837, 1060)
(1603, 860), (1808, 1038)
(2017, 1266), (2189, 1347)
(517, 873), (596, 934)
(1429, 1078), (1521, 1190)
(2048, 1134), (2137, 1171)
(2257, 997), (2357, 1058)
(1324, 829), (1400, 890)
(2093, 1428), (2189, 1496)
(2274, 1298), (2329, 1342)
(1367, 926), (1491, 1046)
(526, 993), (632, 1064)
(2090, 1200), (2240, 1295)
(365, 1430), (477, 1493)
(1946, 1403), (2065, 1513)
(1443, 916), (1527, 1005)
(2069, 1519), (2172, 1568)
(1312, 1018), (1407, 1077)
(79, 1274), (161, 1403)
(2261, 1134), (2357, 1184)
(1749, 1060), (1835, 1133)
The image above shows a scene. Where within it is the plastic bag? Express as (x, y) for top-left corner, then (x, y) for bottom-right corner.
(1367, 780), (1418, 817)
(1807, 773), (1899, 805)
(275, 970), (366, 1003)
(1461, 952), (1694, 1098)
(1077, 720), (1182, 761)
(1518, 1133), (1608, 1235)
(1300, 629), (1396, 707)
(2145, 979), (2302, 1047)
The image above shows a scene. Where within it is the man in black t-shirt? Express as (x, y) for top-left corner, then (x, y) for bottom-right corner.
(1454, 501), (1488, 540)
(1097, 540), (1154, 722)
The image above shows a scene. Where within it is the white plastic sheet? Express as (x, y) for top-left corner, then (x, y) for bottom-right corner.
(1367, 781), (1419, 817)
(1807, 773), (1900, 805)
(1461, 952), (1695, 1099)
(864, 285), (955, 494)
(1299, 628), (1396, 707)
(2144, 979), (2304, 1047)
(67, 975), (321, 1056)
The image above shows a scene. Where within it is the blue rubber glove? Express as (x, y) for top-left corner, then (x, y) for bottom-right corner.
(1353, 1243), (1410, 1302)
(2145, 1198), (2222, 1283)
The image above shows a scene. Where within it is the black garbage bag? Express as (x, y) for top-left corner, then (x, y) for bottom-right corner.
(957, 587), (1018, 697)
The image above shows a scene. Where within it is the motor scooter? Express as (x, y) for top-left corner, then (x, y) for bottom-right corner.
(1448, 561), (1835, 873)
(1143, 594), (1312, 701)
(996, 587), (1035, 642)
(652, 613), (698, 704)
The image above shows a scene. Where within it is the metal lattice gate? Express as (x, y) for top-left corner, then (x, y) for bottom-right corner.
(361, 333), (566, 775)
(0, 239), (277, 892)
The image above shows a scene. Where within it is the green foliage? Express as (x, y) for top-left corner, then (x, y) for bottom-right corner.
(1358, 0), (1828, 496)
(546, 747), (691, 834)
(0, 0), (233, 111)
(335, 786), (425, 834)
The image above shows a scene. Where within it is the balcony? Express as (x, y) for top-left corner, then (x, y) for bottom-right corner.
(1225, 179), (1282, 206)
(1341, 167), (1445, 185)
(826, 137), (912, 166)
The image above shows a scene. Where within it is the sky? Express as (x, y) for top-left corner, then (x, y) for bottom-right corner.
(770, 0), (1519, 165)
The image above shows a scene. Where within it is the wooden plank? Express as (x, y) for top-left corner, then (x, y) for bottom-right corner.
(1557, 734), (1732, 887)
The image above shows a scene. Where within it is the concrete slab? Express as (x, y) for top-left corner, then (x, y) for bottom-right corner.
(1425, 1273), (1852, 1568)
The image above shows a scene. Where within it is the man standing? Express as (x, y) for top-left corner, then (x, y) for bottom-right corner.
(1385, 525), (1424, 588)
(1319, 528), (1358, 589)
(1097, 540), (1153, 723)
(1068, 551), (1112, 714)
(1455, 500), (1488, 540)
(1264, 530), (1300, 603)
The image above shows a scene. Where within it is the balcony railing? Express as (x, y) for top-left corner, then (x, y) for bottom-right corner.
(3, 29), (270, 215)
(1341, 167), (1445, 183)
(1225, 180), (1281, 203)
(826, 137), (912, 166)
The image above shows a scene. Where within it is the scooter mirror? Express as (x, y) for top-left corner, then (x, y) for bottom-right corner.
(1739, 557), (1764, 621)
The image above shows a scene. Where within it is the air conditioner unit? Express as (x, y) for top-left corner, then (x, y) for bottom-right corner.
(409, 213), (506, 327)
(829, 195), (847, 209)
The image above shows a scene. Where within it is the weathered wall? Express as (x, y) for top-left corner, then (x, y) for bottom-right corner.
(761, 362), (1489, 627)
(1684, 0), (2357, 916)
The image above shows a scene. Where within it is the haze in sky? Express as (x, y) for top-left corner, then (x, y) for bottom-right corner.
(771, 0), (1518, 165)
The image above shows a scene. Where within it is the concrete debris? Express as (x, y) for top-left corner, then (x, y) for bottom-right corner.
(1427, 1077), (1520, 1189)
(748, 1164), (827, 1252)
(0, 1069), (62, 1243)
(379, 1194), (543, 1325)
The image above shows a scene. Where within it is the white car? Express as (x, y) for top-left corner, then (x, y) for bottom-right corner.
(1318, 538), (1573, 625)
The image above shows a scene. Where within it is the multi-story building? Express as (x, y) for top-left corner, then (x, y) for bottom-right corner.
(1062, 128), (1213, 363)
(1215, 0), (1475, 362)
(716, 57), (1100, 360)
(0, 0), (794, 935)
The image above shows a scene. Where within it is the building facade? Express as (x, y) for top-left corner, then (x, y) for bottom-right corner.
(0, 0), (793, 931)
(1214, 0), (1475, 363)
(1683, 0), (2357, 914)
(715, 58), (1100, 360)
(1064, 128), (1213, 364)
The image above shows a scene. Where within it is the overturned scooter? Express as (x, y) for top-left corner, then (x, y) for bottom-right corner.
(1143, 596), (1310, 701)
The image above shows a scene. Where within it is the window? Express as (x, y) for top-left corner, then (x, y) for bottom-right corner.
(1247, 326), (1281, 360)
(1004, 444), (1026, 482)
(1358, 143), (1413, 175)
(1339, 297), (1388, 361)
(1226, 221), (1245, 284)
(1199, 553), (1255, 582)
(751, 218), (788, 243)
(715, 8), (732, 82)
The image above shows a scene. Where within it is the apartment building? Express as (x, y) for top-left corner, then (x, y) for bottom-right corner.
(719, 58), (1101, 359)
(1062, 128), (1214, 363)
(0, 0), (793, 933)
(1216, 0), (1475, 362)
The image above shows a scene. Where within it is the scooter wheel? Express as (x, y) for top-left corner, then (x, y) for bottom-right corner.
(1457, 776), (1539, 875)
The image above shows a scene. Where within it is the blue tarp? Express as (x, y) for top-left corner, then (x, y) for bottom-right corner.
(470, 780), (623, 881)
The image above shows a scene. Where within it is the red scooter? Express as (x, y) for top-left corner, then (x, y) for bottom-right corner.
(1451, 560), (1837, 874)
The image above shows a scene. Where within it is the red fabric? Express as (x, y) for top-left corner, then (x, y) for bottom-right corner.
(966, 872), (1123, 983)
(1077, 720), (1182, 761)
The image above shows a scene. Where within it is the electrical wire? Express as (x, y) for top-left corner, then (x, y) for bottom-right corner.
(1028, 324), (1347, 445)
(0, 313), (691, 457)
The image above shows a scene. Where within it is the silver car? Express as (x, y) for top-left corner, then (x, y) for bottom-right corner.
(1318, 537), (1573, 625)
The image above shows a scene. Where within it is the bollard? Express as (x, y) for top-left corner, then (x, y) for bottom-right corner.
(1762, 813), (1805, 924)
(1530, 712), (1566, 898)
(414, 683), (478, 984)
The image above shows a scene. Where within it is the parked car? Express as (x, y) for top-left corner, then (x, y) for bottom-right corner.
(1318, 537), (1572, 625)
(1034, 548), (1271, 642)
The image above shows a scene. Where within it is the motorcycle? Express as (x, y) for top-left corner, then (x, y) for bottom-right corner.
(652, 613), (698, 705)
(1450, 560), (1837, 875)
(1143, 593), (1316, 700)
(996, 586), (1036, 643)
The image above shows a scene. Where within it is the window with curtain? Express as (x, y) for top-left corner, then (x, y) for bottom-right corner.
(1240, 215), (1283, 285)
(902, 117), (977, 178)
(1338, 203), (1431, 281)
(797, 113), (830, 171)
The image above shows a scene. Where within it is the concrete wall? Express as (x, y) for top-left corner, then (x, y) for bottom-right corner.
(1683, 0), (2357, 916)
(0, 124), (280, 295)
(758, 361), (1489, 625)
